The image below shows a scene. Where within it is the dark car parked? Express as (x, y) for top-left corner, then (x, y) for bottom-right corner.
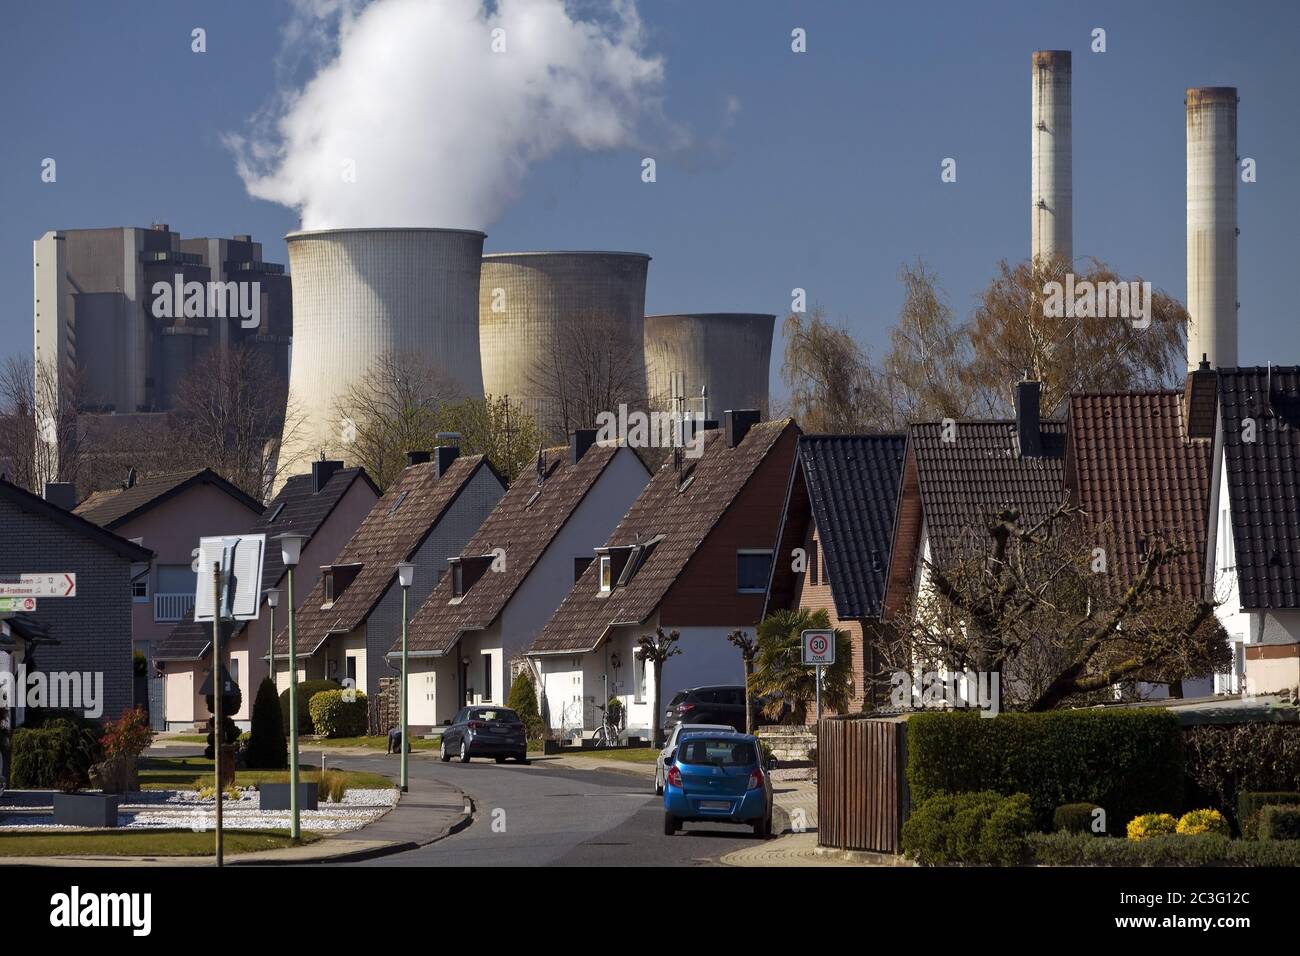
(439, 706), (529, 764)
(663, 686), (752, 736)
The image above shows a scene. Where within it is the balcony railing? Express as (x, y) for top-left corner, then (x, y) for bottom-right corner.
(155, 592), (195, 623)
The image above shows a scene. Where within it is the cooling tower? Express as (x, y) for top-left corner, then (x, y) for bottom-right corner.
(1186, 87), (1239, 370)
(644, 313), (775, 419)
(478, 251), (650, 439)
(280, 228), (486, 482)
(1031, 50), (1072, 265)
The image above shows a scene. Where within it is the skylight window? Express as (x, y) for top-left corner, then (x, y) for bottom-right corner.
(388, 491), (409, 515)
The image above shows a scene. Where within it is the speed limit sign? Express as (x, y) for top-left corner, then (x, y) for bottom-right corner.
(802, 629), (834, 665)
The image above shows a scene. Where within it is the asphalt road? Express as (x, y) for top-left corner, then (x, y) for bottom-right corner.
(329, 753), (762, 866)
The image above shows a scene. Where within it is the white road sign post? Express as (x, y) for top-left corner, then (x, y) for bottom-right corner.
(0, 573), (76, 598)
(802, 629), (835, 724)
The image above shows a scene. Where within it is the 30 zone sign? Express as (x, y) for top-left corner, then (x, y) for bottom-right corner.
(801, 629), (835, 665)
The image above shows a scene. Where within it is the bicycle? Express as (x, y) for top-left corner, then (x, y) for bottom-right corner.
(591, 702), (623, 748)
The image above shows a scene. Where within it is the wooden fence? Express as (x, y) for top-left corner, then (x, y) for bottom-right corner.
(817, 715), (909, 854)
(368, 677), (399, 737)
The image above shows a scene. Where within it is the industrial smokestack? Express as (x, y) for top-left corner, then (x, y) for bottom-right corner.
(1031, 51), (1072, 266)
(1186, 87), (1239, 370)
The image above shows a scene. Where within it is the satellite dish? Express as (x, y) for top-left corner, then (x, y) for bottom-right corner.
(194, 534), (266, 622)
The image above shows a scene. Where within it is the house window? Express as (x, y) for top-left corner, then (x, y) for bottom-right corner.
(131, 563), (149, 603)
(483, 654), (492, 702)
(737, 550), (773, 593)
(574, 556), (593, 583)
(323, 570), (335, 604)
(598, 555), (611, 592)
(634, 653), (646, 704)
(1220, 508), (1235, 571)
(452, 563), (464, 598)
(229, 658), (240, 688)
(346, 655), (357, 684)
(809, 542), (819, 585)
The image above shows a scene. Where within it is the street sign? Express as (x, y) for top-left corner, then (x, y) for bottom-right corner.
(199, 661), (239, 700)
(0, 597), (37, 612)
(0, 573), (76, 598)
(802, 629), (835, 665)
(194, 535), (266, 622)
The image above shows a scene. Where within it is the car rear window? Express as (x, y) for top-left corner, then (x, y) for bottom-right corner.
(677, 738), (757, 767)
(669, 691), (688, 706)
(472, 709), (518, 723)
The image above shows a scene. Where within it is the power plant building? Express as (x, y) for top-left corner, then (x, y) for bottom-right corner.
(478, 251), (650, 440)
(279, 227), (487, 480)
(1031, 50), (1073, 266)
(643, 313), (775, 420)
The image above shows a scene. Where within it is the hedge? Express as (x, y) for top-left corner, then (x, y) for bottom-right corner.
(308, 689), (368, 738)
(244, 678), (287, 769)
(1259, 805), (1300, 841)
(9, 718), (101, 790)
(1053, 802), (1103, 835)
(907, 710), (1184, 833)
(1184, 723), (1300, 828)
(279, 679), (340, 736)
(900, 791), (1034, 865)
(1237, 791), (1300, 839)
(1028, 831), (1300, 866)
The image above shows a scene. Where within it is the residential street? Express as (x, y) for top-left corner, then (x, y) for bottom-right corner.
(326, 753), (764, 867)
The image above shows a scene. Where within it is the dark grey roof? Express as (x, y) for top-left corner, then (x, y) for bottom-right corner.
(0, 477), (153, 563)
(796, 434), (907, 619)
(153, 466), (377, 662)
(1218, 367), (1300, 609)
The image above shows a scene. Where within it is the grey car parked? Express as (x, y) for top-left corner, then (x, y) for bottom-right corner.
(439, 706), (529, 764)
(654, 722), (735, 794)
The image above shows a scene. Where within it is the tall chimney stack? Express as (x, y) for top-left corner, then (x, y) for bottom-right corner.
(1031, 51), (1073, 266)
(1186, 87), (1239, 370)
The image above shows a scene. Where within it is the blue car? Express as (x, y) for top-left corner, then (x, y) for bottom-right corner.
(662, 731), (774, 838)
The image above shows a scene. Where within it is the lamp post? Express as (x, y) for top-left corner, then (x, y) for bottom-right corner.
(265, 588), (281, 687)
(396, 561), (415, 793)
(275, 533), (308, 841)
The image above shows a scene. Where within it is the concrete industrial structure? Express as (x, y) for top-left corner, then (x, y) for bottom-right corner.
(643, 313), (775, 419)
(1031, 50), (1072, 266)
(478, 251), (650, 440)
(33, 224), (291, 414)
(1186, 86), (1239, 370)
(279, 228), (487, 483)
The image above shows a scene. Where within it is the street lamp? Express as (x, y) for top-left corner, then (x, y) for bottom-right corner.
(396, 561), (416, 793)
(275, 533), (308, 841)
(265, 588), (281, 686)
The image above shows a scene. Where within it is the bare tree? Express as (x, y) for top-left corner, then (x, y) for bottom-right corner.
(727, 629), (758, 734)
(169, 345), (302, 501)
(439, 394), (543, 485)
(527, 310), (648, 443)
(636, 628), (681, 746)
(872, 504), (1230, 711)
(780, 308), (889, 432)
(0, 356), (88, 493)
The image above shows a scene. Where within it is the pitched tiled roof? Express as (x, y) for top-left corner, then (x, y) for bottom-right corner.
(529, 419), (798, 655)
(154, 466), (377, 662)
(402, 443), (640, 656)
(909, 420), (1067, 567)
(1218, 367), (1300, 609)
(1066, 391), (1212, 601)
(797, 434), (907, 619)
(274, 455), (499, 656)
(74, 468), (263, 529)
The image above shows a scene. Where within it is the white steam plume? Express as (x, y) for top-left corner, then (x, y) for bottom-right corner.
(229, 0), (668, 230)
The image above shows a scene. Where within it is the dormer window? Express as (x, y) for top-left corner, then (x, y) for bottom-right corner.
(598, 555), (612, 592)
(449, 555), (493, 600)
(323, 562), (362, 606)
(452, 561), (464, 598)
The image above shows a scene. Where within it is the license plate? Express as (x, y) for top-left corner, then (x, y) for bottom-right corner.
(699, 800), (730, 811)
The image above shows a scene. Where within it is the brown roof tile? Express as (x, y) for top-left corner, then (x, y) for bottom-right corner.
(75, 468), (262, 529)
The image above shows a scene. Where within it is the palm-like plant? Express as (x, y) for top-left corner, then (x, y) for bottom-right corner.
(752, 609), (853, 724)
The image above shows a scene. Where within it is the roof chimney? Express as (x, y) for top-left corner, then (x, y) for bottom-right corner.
(406, 450), (430, 467)
(434, 433), (461, 478)
(1031, 50), (1072, 265)
(1183, 355), (1218, 440)
(1016, 379), (1042, 457)
(312, 459), (344, 493)
(44, 482), (77, 511)
(1186, 86), (1239, 370)
(725, 409), (761, 449)
(570, 428), (598, 464)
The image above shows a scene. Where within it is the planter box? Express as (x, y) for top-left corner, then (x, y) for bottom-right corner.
(53, 793), (120, 828)
(258, 782), (319, 811)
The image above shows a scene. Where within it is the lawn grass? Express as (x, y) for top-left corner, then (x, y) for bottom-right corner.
(559, 747), (659, 764)
(304, 735), (439, 751)
(0, 829), (321, 858)
(137, 756), (392, 791)
(163, 734), (208, 744)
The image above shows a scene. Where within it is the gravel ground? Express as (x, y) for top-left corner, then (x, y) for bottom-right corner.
(0, 788), (398, 832)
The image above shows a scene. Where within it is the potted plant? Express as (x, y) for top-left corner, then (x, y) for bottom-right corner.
(90, 707), (153, 794)
(53, 770), (120, 828)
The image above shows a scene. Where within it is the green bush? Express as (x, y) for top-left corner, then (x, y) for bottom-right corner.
(1029, 831), (1300, 867)
(9, 718), (102, 790)
(1183, 723), (1300, 827)
(317, 769), (349, 803)
(1127, 812), (1178, 840)
(1237, 791), (1300, 839)
(907, 710), (1184, 834)
(244, 678), (287, 769)
(308, 689), (368, 738)
(1053, 802), (1103, 835)
(506, 671), (545, 742)
(1259, 805), (1300, 841)
(1176, 808), (1229, 837)
(900, 791), (1033, 865)
(279, 679), (340, 736)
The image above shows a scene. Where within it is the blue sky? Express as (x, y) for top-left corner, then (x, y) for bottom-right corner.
(2, 0), (1297, 404)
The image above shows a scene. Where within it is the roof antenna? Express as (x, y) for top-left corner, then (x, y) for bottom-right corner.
(535, 446), (546, 487)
